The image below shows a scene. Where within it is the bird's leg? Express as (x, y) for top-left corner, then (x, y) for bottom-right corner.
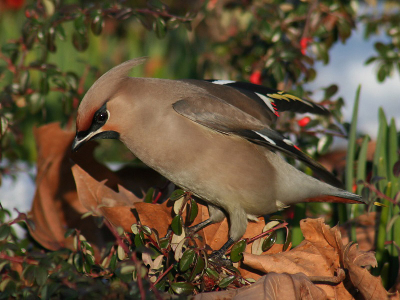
(208, 238), (235, 266)
(186, 204), (225, 235)
(186, 218), (213, 236)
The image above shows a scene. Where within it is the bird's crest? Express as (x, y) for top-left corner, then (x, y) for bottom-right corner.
(76, 57), (147, 132)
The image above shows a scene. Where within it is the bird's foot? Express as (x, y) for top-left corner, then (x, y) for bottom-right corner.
(208, 250), (233, 267)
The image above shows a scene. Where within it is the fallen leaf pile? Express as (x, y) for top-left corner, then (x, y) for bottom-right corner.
(26, 123), (398, 299)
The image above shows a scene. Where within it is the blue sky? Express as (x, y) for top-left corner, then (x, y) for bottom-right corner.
(307, 25), (400, 139)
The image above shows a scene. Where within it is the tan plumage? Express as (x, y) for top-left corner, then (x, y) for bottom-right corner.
(72, 58), (365, 257)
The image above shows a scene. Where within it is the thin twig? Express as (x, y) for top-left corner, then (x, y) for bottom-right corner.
(246, 222), (289, 244)
(364, 182), (397, 205)
(150, 263), (174, 291)
(0, 253), (39, 265)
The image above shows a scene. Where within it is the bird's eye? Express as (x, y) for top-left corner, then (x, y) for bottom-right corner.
(96, 111), (108, 123)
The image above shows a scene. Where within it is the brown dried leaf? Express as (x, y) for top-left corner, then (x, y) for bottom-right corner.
(28, 123), (115, 252)
(194, 272), (327, 300)
(243, 219), (344, 299)
(71, 164), (141, 232)
(28, 122), (166, 254)
(135, 202), (173, 237)
(343, 243), (390, 299)
(189, 203), (266, 251)
(242, 218), (389, 299)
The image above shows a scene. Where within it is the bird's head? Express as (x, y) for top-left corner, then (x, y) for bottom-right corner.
(72, 57), (147, 152)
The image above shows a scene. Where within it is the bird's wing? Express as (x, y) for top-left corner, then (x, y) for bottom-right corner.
(205, 80), (330, 116)
(173, 96), (342, 188)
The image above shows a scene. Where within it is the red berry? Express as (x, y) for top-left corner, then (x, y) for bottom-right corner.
(300, 37), (313, 55)
(297, 116), (311, 127)
(249, 70), (262, 85)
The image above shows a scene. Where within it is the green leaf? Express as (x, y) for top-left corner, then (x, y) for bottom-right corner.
(145, 187), (155, 203)
(148, 0), (166, 11)
(134, 232), (144, 248)
(0, 224), (11, 240)
(64, 228), (75, 238)
(188, 199), (198, 223)
(356, 136), (370, 195)
(170, 189), (184, 201)
(167, 18), (180, 30)
(0, 261), (9, 273)
(91, 14), (104, 36)
(135, 13), (154, 30)
(55, 24), (66, 40)
(159, 238), (169, 249)
(179, 249), (195, 272)
(109, 254), (117, 271)
(72, 31), (89, 52)
(22, 265), (35, 284)
(218, 275), (236, 288)
(377, 64), (385, 82)
(74, 14), (86, 35)
(142, 225), (152, 236)
(154, 17), (166, 39)
(262, 231), (277, 252)
(375, 42), (387, 55)
(117, 245), (126, 260)
(317, 134), (333, 155)
(205, 267), (219, 280)
(34, 266), (48, 286)
(22, 21), (37, 49)
(365, 56), (377, 65)
(131, 224), (139, 234)
(46, 27), (57, 52)
(120, 264), (135, 274)
(171, 215), (183, 235)
(74, 253), (84, 272)
(230, 239), (246, 262)
(170, 282), (194, 295)
(84, 254), (94, 273)
(66, 72), (79, 90)
(324, 84), (338, 99)
(20, 70), (30, 93)
(189, 255), (205, 281)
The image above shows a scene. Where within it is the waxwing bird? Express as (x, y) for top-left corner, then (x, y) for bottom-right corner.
(72, 58), (365, 259)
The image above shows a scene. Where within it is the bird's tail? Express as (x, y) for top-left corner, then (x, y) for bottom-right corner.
(305, 189), (365, 204)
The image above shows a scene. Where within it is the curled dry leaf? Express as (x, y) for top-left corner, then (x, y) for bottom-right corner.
(194, 272), (327, 300)
(189, 204), (266, 251)
(28, 122), (167, 255)
(134, 202), (173, 237)
(242, 218), (391, 300)
(342, 243), (389, 299)
(28, 123), (119, 252)
(71, 164), (141, 232)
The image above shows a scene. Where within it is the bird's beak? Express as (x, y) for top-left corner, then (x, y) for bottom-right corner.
(72, 129), (120, 152)
(72, 134), (89, 152)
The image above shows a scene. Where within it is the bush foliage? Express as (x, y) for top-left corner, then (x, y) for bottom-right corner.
(1, 0), (400, 298)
